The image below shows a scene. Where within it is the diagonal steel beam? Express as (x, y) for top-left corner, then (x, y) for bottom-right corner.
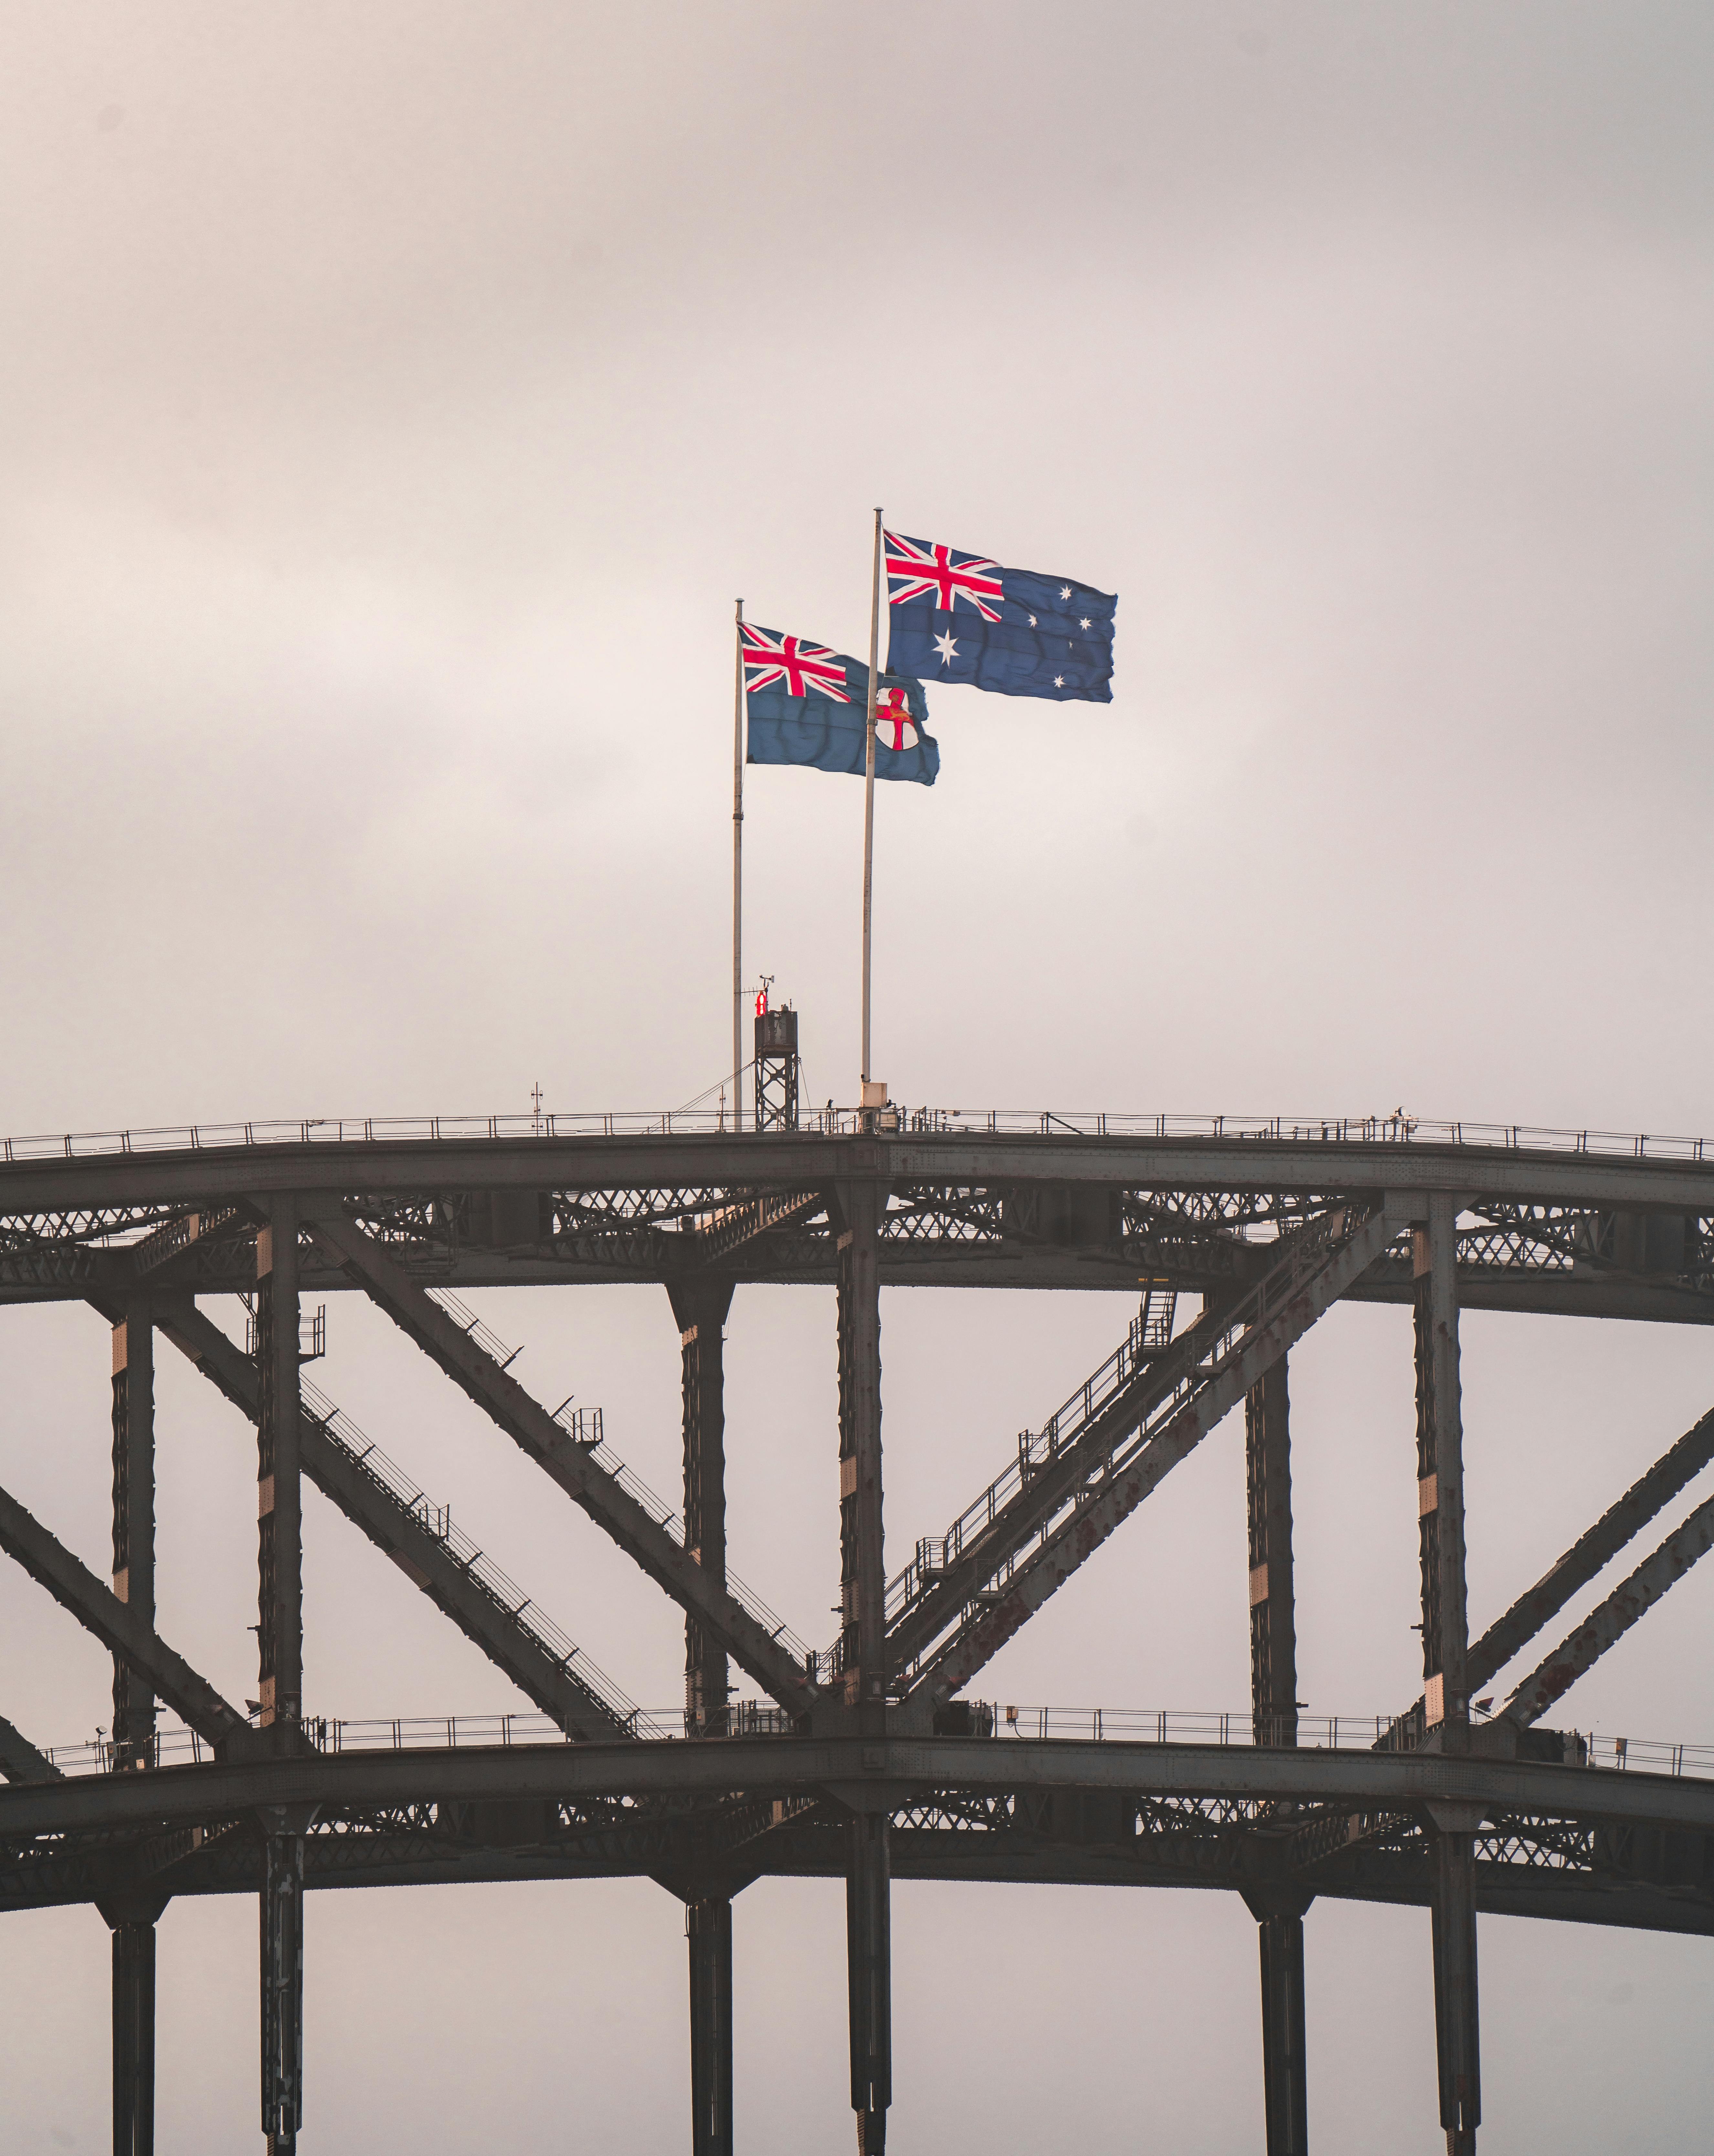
(122, 1294), (640, 1744)
(1380, 1403), (1714, 1747)
(0, 1485), (246, 1747)
(305, 1214), (817, 1717)
(675, 1188), (826, 1268)
(1471, 1404), (1714, 1693)
(0, 1713), (63, 1784)
(883, 1296), (1238, 1681)
(909, 1206), (1396, 1705)
(1503, 1490), (1714, 1727)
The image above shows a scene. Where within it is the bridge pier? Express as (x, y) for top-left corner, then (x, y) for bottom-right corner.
(1430, 1811), (1482, 2156)
(686, 1895), (734, 2155)
(100, 1897), (164, 2156)
(846, 1810), (892, 2156)
(259, 1815), (306, 2153)
(1415, 1197), (1480, 2152)
(1242, 1891), (1309, 2156)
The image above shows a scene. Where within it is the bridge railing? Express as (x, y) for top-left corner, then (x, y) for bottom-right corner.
(27, 1708), (1713, 1781)
(3, 1109), (1709, 1166)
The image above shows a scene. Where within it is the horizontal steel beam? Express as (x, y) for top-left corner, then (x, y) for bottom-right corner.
(305, 1215), (817, 1717)
(7, 1813), (1709, 1941)
(0, 1485), (247, 1747)
(2, 1734), (1710, 1840)
(3, 1130), (1712, 1220)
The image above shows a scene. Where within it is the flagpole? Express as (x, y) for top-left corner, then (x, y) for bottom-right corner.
(732, 597), (745, 1133)
(860, 508), (882, 1101)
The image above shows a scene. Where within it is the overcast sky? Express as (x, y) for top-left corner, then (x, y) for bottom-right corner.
(3, 5), (1713, 2151)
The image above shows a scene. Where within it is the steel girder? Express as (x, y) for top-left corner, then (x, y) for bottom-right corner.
(304, 1214), (819, 1718)
(1504, 1493), (1714, 1727)
(7, 1734), (1714, 1843)
(907, 1205), (1398, 1703)
(0, 1483), (247, 1747)
(5, 1779), (1713, 1943)
(121, 1294), (640, 1743)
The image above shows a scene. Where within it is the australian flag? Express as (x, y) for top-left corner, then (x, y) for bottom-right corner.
(742, 624), (937, 786)
(884, 531), (1116, 702)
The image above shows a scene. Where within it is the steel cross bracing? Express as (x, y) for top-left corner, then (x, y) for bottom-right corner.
(4, 1122), (1714, 2152)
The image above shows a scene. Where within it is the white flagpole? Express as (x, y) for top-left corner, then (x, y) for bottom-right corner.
(732, 598), (745, 1132)
(860, 509), (882, 1101)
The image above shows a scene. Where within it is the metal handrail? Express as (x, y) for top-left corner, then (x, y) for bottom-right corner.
(33, 1708), (1709, 1781)
(855, 1210), (1370, 1677)
(298, 1373), (666, 1739)
(422, 1298), (815, 1671)
(2, 1108), (1709, 1167)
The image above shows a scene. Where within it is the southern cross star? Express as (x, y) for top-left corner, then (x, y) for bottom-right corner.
(1079, 617), (1092, 630)
(1028, 614), (1038, 627)
(1053, 674), (1065, 688)
(1059, 585), (1072, 601)
(933, 629), (959, 666)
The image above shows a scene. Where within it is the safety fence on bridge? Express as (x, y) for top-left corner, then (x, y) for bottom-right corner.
(24, 1706), (1712, 1785)
(3, 1108), (1710, 1168)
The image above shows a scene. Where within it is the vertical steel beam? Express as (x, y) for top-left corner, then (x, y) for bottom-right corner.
(1242, 1891), (1309, 2156)
(668, 1280), (736, 1739)
(836, 1179), (891, 2152)
(1245, 1357), (1308, 2150)
(110, 1301), (160, 2153)
(1414, 1197), (1468, 1738)
(686, 1896), (734, 2156)
(1245, 1357), (1297, 1750)
(107, 1913), (157, 2156)
(1415, 1195), (1479, 2151)
(1429, 1808), (1482, 2155)
(670, 1279), (739, 2155)
(256, 1201), (302, 1731)
(846, 1811), (892, 2156)
(111, 1300), (156, 1771)
(835, 1182), (885, 1725)
(259, 1817), (305, 2153)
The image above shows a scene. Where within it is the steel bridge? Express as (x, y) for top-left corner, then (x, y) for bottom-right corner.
(4, 1101), (1714, 2153)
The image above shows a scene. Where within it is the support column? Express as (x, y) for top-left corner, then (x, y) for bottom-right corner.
(259, 1815), (305, 2154)
(110, 1300), (159, 2154)
(1245, 1357), (1297, 1750)
(256, 1201), (302, 1732)
(1244, 1356), (1308, 2151)
(104, 1907), (160, 2156)
(686, 1896), (733, 2156)
(1415, 1196), (1478, 2154)
(834, 1182), (885, 1725)
(836, 1180), (891, 2153)
(667, 1279), (736, 1739)
(1243, 1891), (1309, 2156)
(846, 1811), (891, 2156)
(111, 1299), (156, 1770)
(668, 1278), (738, 2156)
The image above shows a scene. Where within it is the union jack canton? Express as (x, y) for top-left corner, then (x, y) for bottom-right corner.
(741, 623), (850, 702)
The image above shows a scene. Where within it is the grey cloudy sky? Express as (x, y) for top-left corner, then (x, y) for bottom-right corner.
(2, 5), (1712, 2151)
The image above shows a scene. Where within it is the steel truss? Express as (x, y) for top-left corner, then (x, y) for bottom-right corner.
(1, 1120), (1713, 2152)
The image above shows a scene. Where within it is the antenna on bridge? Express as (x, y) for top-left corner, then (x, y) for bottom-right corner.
(531, 1082), (544, 1136)
(754, 991), (799, 1133)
